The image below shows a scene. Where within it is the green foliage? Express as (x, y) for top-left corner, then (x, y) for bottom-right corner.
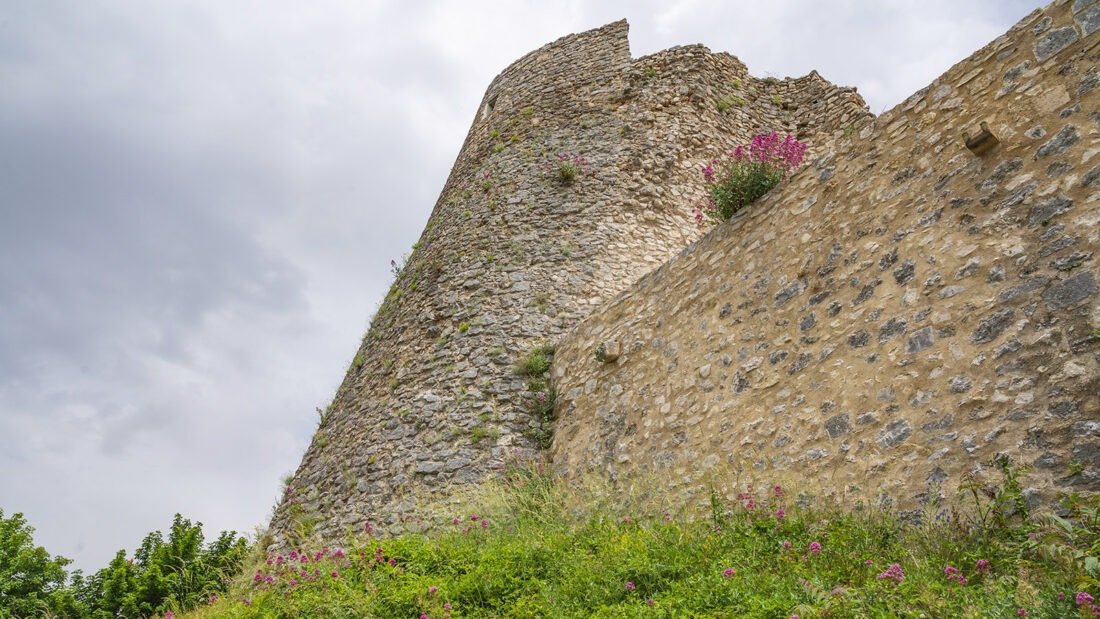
(593, 343), (607, 363)
(72, 514), (249, 618)
(189, 463), (1092, 619)
(0, 510), (247, 619)
(521, 387), (556, 449)
(513, 343), (554, 378)
(513, 343), (556, 449)
(546, 154), (588, 186)
(0, 508), (73, 619)
(469, 426), (500, 444)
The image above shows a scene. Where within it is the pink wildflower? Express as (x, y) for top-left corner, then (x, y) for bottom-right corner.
(876, 563), (905, 586)
(808, 542), (822, 556)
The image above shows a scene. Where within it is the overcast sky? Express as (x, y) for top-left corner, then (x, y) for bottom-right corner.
(0, 0), (1044, 573)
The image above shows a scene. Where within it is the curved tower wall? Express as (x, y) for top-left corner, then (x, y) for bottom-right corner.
(270, 20), (870, 543)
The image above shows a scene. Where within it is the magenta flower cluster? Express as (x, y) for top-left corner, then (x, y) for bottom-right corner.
(1078, 592), (1100, 616)
(449, 513), (490, 535)
(252, 546), (350, 593)
(692, 132), (807, 225)
(876, 563), (905, 586)
(944, 565), (967, 586)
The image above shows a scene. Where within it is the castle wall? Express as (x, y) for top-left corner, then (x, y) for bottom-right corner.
(270, 19), (870, 543)
(552, 0), (1100, 509)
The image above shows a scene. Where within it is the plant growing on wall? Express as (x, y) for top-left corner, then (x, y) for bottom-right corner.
(514, 343), (556, 448)
(594, 343), (607, 363)
(546, 154), (589, 186)
(692, 132), (807, 224)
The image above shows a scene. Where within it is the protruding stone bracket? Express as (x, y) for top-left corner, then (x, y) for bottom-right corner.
(594, 341), (620, 363)
(963, 121), (1000, 156)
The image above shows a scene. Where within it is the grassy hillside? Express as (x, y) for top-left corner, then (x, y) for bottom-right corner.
(180, 458), (1099, 619)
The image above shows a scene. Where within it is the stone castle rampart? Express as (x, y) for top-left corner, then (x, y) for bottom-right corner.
(270, 18), (870, 543)
(552, 0), (1099, 509)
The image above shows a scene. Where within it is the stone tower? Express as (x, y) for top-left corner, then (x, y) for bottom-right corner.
(269, 19), (870, 544)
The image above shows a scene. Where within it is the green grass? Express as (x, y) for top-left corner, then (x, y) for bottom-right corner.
(513, 343), (554, 378)
(181, 463), (1099, 619)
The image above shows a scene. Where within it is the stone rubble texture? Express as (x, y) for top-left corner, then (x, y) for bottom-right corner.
(553, 0), (1100, 510)
(272, 1), (1099, 545)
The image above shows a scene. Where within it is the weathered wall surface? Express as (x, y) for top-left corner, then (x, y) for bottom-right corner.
(270, 20), (869, 543)
(553, 0), (1100, 509)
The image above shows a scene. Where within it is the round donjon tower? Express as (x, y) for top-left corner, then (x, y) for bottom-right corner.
(269, 19), (870, 545)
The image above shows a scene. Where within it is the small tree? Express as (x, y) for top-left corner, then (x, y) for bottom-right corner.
(0, 508), (75, 619)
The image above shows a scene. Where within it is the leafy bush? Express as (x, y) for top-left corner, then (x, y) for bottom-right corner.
(0, 509), (75, 619)
(0, 510), (248, 619)
(692, 131), (807, 224)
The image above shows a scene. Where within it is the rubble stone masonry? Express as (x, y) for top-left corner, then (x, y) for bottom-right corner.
(272, 0), (1097, 545)
(553, 0), (1100, 510)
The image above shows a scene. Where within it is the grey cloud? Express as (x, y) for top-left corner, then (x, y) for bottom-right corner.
(0, 0), (1048, 574)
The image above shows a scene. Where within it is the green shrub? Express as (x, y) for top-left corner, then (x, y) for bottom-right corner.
(514, 343), (554, 377)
